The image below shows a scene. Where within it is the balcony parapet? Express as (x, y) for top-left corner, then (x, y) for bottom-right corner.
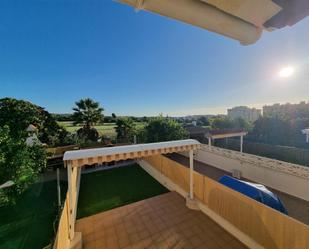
(200, 145), (309, 180)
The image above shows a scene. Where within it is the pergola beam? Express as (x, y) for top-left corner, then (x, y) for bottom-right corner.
(206, 131), (247, 153)
(64, 140), (201, 168)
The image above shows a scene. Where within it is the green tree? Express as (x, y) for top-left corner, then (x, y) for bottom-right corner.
(72, 98), (104, 127)
(211, 116), (234, 130)
(142, 116), (148, 123)
(111, 113), (117, 120)
(232, 117), (251, 131)
(105, 113), (117, 123)
(141, 116), (188, 143)
(290, 117), (309, 147)
(0, 98), (71, 146)
(0, 98), (42, 139)
(250, 117), (291, 145)
(115, 117), (136, 142)
(72, 98), (104, 141)
(0, 126), (46, 204)
(197, 116), (210, 126)
(210, 116), (250, 131)
(52, 113), (73, 122)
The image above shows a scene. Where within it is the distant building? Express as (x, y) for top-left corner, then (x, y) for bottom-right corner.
(227, 106), (261, 122)
(263, 101), (309, 119)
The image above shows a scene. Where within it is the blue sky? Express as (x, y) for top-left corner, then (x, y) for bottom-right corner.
(0, 0), (308, 116)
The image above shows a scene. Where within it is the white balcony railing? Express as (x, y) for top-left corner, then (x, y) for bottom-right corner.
(181, 144), (309, 201)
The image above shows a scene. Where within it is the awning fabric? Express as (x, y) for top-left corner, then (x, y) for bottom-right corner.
(118, 0), (308, 45)
(203, 0), (281, 28)
(64, 139), (201, 167)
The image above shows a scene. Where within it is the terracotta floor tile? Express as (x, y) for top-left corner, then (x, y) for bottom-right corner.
(95, 238), (106, 249)
(76, 192), (248, 249)
(106, 236), (119, 249)
(118, 235), (130, 248)
(129, 232), (140, 244)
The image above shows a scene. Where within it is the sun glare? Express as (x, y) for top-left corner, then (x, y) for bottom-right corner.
(278, 66), (294, 78)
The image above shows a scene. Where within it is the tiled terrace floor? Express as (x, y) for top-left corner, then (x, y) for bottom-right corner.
(76, 192), (248, 249)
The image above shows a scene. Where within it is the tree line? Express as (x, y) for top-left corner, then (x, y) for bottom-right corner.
(69, 98), (187, 144)
(184, 114), (309, 148)
(2, 96), (308, 204)
(0, 97), (187, 204)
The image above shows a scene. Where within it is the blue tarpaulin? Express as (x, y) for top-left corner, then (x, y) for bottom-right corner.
(219, 175), (288, 214)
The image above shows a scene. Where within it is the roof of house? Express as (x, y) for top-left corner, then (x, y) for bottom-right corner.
(119, 0), (308, 45)
(26, 124), (37, 132)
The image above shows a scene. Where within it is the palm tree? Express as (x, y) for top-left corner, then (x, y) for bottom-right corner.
(72, 98), (104, 128)
(115, 117), (136, 142)
(72, 98), (104, 141)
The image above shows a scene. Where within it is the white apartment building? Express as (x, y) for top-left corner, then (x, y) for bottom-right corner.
(227, 106), (261, 122)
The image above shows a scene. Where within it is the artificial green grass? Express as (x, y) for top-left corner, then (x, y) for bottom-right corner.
(77, 164), (169, 219)
(0, 180), (67, 249)
(0, 165), (168, 248)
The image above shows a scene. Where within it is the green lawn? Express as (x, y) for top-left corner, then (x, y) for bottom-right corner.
(58, 121), (145, 139)
(58, 121), (117, 138)
(0, 180), (67, 249)
(77, 164), (169, 219)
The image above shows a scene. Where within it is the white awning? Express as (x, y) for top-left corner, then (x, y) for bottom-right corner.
(64, 139), (201, 167)
(118, 0), (282, 45)
(203, 0), (281, 28)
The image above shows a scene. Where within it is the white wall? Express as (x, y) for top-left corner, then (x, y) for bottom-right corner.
(181, 145), (309, 201)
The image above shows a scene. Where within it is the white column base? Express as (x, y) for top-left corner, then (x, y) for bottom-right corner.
(186, 196), (200, 210)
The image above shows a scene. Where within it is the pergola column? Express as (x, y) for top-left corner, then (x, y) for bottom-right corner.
(186, 149), (199, 210)
(240, 135), (243, 153)
(189, 149), (194, 199)
(67, 163), (75, 241)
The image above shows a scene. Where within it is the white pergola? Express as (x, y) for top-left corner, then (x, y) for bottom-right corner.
(206, 130), (247, 153)
(63, 139), (201, 243)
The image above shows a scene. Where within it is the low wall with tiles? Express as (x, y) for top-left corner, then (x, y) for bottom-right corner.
(180, 145), (309, 201)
